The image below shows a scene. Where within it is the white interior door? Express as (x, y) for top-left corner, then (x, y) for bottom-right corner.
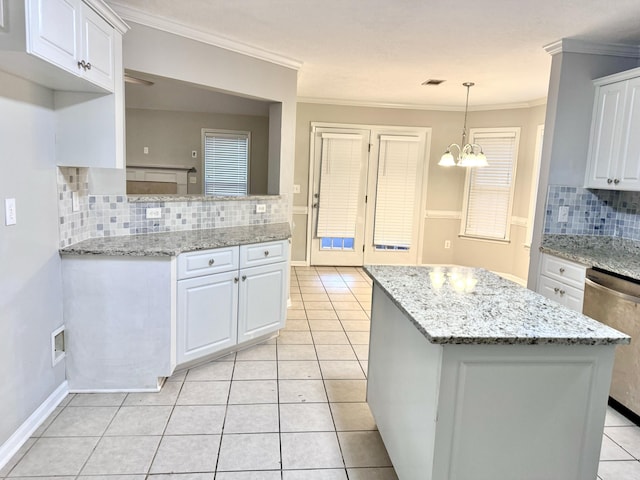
(310, 127), (370, 266)
(309, 124), (430, 267)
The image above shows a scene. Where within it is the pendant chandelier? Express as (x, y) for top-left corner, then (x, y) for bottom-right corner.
(438, 82), (488, 167)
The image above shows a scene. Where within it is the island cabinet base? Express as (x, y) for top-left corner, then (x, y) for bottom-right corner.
(367, 284), (616, 480)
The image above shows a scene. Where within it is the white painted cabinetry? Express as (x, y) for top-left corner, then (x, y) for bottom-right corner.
(537, 253), (586, 312)
(586, 67), (640, 190)
(177, 240), (289, 366)
(0, 0), (127, 169)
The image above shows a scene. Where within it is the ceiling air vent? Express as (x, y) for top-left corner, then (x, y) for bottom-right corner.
(421, 79), (446, 86)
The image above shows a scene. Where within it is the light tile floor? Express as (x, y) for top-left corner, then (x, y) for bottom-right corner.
(2, 266), (639, 479)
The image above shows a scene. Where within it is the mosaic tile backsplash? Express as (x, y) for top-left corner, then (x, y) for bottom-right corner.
(58, 167), (289, 248)
(544, 185), (640, 240)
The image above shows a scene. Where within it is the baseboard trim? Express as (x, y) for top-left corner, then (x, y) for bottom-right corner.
(0, 381), (69, 471)
(290, 260), (308, 267)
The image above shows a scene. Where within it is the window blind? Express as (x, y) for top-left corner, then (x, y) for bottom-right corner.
(463, 130), (518, 240)
(316, 133), (364, 238)
(203, 130), (249, 196)
(373, 135), (420, 248)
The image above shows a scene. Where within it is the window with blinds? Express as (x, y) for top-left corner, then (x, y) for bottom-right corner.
(316, 133), (364, 243)
(461, 128), (520, 241)
(202, 129), (250, 196)
(373, 135), (420, 249)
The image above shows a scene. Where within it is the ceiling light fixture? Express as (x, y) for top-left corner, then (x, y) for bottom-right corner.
(438, 82), (487, 167)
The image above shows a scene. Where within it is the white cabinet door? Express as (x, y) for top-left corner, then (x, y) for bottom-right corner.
(79, 2), (114, 91)
(537, 275), (584, 313)
(238, 261), (287, 343)
(26, 0), (80, 74)
(177, 269), (238, 365)
(585, 81), (627, 189)
(618, 77), (640, 190)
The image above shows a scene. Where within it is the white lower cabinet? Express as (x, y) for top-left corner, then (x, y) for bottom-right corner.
(537, 253), (587, 312)
(177, 240), (289, 367)
(177, 270), (238, 365)
(238, 261), (288, 343)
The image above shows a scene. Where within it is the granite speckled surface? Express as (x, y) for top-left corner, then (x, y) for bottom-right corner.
(59, 222), (291, 256)
(127, 194), (279, 203)
(364, 265), (629, 346)
(541, 235), (640, 281)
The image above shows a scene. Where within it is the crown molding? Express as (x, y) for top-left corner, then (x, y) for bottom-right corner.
(86, 0), (129, 34)
(544, 38), (640, 58)
(107, 2), (303, 70)
(297, 96), (546, 112)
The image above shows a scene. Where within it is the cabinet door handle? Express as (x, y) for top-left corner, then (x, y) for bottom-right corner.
(559, 267), (565, 273)
(554, 287), (560, 293)
(77, 60), (86, 70)
(614, 178), (620, 184)
(234, 277), (239, 283)
(559, 289), (566, 295)
(242, 275), (247, 281)
(85, 62), (92, 71)
(208, 258), (215, 266)
(264, 250), (270, 257)
(607, 178), (613, 184)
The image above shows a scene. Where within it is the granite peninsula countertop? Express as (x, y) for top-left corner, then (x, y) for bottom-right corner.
(364, 265), (629, 346)
(541, 234), (640, 281)
(60, 222), (291, 256)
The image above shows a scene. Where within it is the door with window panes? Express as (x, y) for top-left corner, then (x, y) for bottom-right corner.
(310, 124), (429, 266)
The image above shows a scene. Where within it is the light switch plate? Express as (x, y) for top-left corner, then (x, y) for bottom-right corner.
(293, 184), (301, 194)
(256, 204), (267, 213)
(5, 198), (16, 225)
(558, 205), (569, 223)
(72, 192), (80, 212)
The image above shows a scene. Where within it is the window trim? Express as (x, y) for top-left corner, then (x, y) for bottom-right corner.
(201, 128), (251, 196)
(459, 127), (520, 242)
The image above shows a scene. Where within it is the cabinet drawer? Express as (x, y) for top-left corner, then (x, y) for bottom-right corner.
(240, 240), (289, 268)
(178, 246), (239, 280)
(540, 253), (586, 290)
(537, 275), (585, 312)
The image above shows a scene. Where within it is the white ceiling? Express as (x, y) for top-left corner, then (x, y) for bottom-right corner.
(109, 0), (640, 108)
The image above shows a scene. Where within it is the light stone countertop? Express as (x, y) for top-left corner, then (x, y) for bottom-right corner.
(364, 265), (629, 346)
(126, 194), (280, 203)
(59, 222), (291, 256)
(540, 235), (640, 281)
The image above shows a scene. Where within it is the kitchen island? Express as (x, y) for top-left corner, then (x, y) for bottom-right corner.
(364, 265), (629, 480)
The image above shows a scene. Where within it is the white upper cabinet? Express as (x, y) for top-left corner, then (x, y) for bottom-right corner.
(0, 0), (126, 93)
(586, 67), (640, 191)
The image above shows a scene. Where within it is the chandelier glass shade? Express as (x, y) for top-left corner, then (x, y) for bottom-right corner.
(438, 82), (488, 168)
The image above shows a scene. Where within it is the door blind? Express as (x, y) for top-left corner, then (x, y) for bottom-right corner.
(316, 133), (364, 238)
(203, 130), (249, 196)
(373, 135), (420, 248)
(463, 130), (518, 240)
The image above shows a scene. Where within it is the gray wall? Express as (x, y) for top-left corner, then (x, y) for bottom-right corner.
(0, 71), (66, 446)
(528, 50), (640, 287)
(126, 108), (270, 194)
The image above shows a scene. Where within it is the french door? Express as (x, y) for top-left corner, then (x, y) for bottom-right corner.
(309, 123), (430, 266)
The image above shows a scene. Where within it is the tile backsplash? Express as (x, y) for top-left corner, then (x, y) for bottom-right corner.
(58, 167), (289, 247)
(544, 185), (640, 240)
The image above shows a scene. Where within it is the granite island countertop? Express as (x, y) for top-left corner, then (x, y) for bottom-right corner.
(364, 265), (629, 346)
(60, 222), (291, 256)
(540, 234), (640, 281)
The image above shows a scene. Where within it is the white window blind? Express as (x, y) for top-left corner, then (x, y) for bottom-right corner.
(316, 133), (364, 238)
(462, 129), (519, 240)
(373, 135), (420, 248)
(203, 129), (249, 196)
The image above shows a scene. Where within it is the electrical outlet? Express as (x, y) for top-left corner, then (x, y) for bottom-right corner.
(5, 198), (16, 225)
(558, 205), (569, 223)
(189, 176), (197, 184)
(444, 240), (451, 249)
(146, 207), (162, 219)
(191, 150), (197, 158)
(143, 146), (149, 154)
(256, 204), (267, 213)
(293, 184), (301, 194)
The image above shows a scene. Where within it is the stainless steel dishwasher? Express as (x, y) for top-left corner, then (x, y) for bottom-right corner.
(584, 268), (640, 416)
